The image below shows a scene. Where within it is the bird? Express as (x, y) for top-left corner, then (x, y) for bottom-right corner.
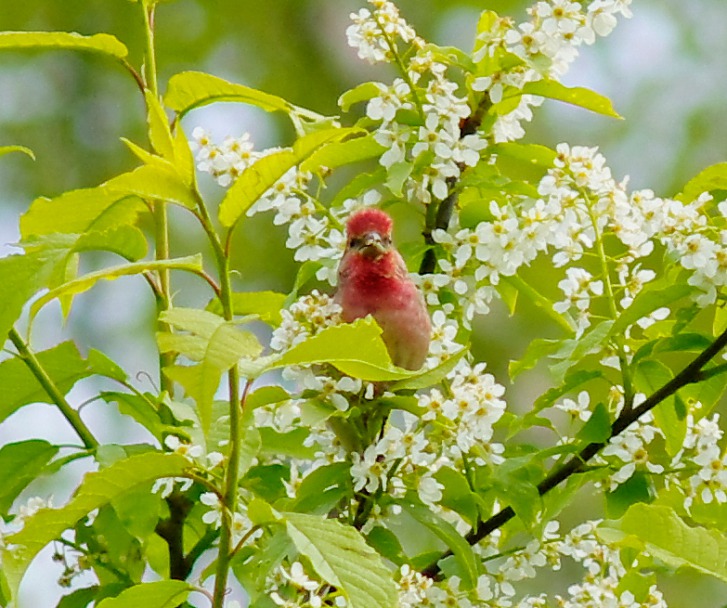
(335, 208), (431, 371)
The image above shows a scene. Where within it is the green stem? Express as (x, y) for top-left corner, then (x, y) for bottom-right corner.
(140, 2), (176, 397)
(586, 203), (634, 409)
(210, 227), (250, 607)
(8, 328), (98, 451)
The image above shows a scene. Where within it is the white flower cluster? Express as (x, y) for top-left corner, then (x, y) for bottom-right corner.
(396, 565), (494, 608)
(347, 0), (488, 205)
(481, 520), (667, 607)
(670, 412), (727, 509)
(267, 560), (348, 607)
(472, 0), (632, 141)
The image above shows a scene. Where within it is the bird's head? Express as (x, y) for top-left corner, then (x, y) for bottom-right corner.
(344, 208), (394, 260)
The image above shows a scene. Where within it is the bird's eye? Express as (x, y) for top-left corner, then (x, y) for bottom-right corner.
(349, 237), (362, 248)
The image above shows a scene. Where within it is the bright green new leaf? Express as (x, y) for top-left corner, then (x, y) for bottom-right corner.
(0, 441), (59, 515)
(390, 347), (467, 391)
(521, 79), (622, 119)
(30, 255), (202, 320)
(0, 145), (35, 160)
(144, 90), (175, 161)
(0, 251), (61, 340)
(0, 31), (128, 59)
(218, 127), (361, 227)
(20, 188), (146, 238)
(159, 307), (263, 432)
(164, 71), (291, 117)
(272, 318), (414, 382)
(104, 164), (198, 209)
(633, 359), (686, 456)
(679, 162), (727, 203)
(2, 452), (189, 596)
(207, 290), (288, 326)
(338, 82), (382, 112)
(284, 512), (397, 608)
(299, 133), (386, 174)
(96, 580), (193, 608)
(398, 500), (479, 590)
(599, 503), (727, 583)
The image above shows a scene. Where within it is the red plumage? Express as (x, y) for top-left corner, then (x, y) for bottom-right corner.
(335, 208), (431, 370)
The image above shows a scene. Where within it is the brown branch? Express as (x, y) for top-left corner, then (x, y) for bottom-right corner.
(421, 324), (727, 578)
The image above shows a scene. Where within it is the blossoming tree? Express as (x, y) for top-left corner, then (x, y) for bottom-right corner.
(2, 0), (727, 607)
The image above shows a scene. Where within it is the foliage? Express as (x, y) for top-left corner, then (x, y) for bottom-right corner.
(1, 1), (727, 607)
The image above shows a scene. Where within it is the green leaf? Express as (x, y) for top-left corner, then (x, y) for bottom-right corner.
(633, 359), (685, 456)
(0, 341), (92, 425)
(272, 318), (414, 382)
(434, 467), (479, 527)
(599, 503), (727, 583)
(576, 402), (611, 444)
(605, 472), (652, 519)
(299, 133), (385, 174)
(164, 71), (291, 117)
(521, 79), (621, 118)
(491, 458), (542, 530)
(96, 581), (194, 608)
(610, 283), (693, 337)
(207, 290), (288, 326)
(550, 320), (614, 382)
(160, 308), (263, 432)
(390, 347), (467, 391)
(218, 127), (361, 227)
(291, 462), (352, 515)
(338, 82), (382, 112)
(144, 90), (175, 160)
(104, 164), (198, 209)
(679, 162), (727, 202)
(366, 526), (408, 567)
(509, 338), (560, 379)
(30, 255), (203, 319)
(284, 512), (397, 608)
(397, 500), (479, 589)
(0, 145), (35, 160)
(0, 441), (59, 515)
(101, 392), (164, 440)
(2, 452), (189, 597)
(0, 31), (128, 59)
(0, 251), (61, 340)
(20, 188), (146, 239)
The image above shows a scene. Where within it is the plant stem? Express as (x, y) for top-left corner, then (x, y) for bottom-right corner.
(586, 202), (634, 410)
(210, 230), (251, 607)
(8, 328), (98, 451)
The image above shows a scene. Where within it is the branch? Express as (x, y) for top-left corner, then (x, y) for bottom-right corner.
(418, 93), (493, 275)
(8, 328), (98, 451)
(421, 325), (727, 578)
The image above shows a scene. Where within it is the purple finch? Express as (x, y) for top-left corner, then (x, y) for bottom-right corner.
(335, 208), (431, 371)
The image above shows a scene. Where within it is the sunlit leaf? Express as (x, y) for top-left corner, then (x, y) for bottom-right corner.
(521, 79), (621, 118)
(104, 164), (198, 209)
(284, 512), (397, 608)
(164, 71), (291, 117)
(338, 82), (382, 112)
(207, 290), (288, 326)
(218, 127), (362, 227)
(144, 90), (175, 160)
(271, 318), (414, 382)
(30, 255), (202, 320)
(299, 133), (385, 174)
(0, 31), (128, 59)
(679, 162), (727, 202)
(0, 145), (35, 160)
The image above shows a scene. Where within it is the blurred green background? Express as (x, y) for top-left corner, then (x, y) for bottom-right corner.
(2, 0), (727, 606)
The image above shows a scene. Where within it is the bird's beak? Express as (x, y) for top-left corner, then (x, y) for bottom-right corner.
(360, 232), (388, 258)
